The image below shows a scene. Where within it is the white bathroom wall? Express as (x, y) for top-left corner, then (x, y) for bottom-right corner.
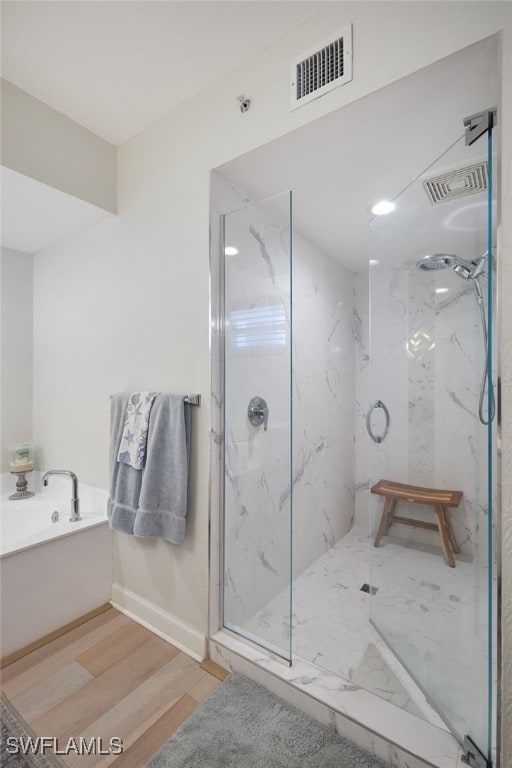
(30, 1), (512, 682)
(31, 214), (209, 650)
(1, 79), (117, 213)
(0, 247), (33, 473)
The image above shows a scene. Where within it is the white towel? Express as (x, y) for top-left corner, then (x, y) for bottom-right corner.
(117, 391), (158, 469)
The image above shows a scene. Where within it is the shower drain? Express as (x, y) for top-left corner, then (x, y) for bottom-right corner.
(360, 583), (378, 595)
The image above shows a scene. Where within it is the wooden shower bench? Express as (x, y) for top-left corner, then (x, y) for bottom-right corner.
(371, 479), (463, 567)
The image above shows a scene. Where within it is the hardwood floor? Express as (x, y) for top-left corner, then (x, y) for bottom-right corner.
(1, 608), (223, 766)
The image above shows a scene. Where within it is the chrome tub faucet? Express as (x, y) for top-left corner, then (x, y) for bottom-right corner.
(42, 470), (81, 522)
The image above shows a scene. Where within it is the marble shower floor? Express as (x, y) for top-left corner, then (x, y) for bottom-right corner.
(244, 527), (492, 733)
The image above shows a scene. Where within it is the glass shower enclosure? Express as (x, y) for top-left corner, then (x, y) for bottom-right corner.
(218, 109), (498, 763)
(368, 118), (497, 761)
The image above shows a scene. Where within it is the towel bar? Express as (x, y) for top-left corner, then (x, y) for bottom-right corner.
(110, 393), (201, 405)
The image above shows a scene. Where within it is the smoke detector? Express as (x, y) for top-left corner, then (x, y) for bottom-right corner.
(290, 25), (353, 111)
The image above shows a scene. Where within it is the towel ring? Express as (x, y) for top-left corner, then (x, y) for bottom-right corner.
(366, 400), (390, 444)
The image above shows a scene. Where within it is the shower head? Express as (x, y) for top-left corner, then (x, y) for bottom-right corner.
(416, 253), (482, 280)
(417, 254), (457, 271)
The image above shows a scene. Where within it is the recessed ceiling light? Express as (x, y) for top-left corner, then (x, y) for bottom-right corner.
(371, 200), (395, 216)
(225, 246), (238, 256)
(369, 259), (379, 265)
(435, 287), (449, 294)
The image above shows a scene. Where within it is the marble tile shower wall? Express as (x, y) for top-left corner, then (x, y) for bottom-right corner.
(433, 274), (489, 559)
(291, 231), (355, 578)
(368, 262), (487, 557)
(354, 271), (370, 530)
(214, 172), (356, 628)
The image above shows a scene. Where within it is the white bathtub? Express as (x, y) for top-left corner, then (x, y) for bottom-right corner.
(0, 472), (112, 658)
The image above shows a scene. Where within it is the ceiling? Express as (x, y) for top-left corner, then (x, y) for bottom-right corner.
(0, 1), (327, 145)
(219, 36), (498, 272)
(1, 167), (113, 254)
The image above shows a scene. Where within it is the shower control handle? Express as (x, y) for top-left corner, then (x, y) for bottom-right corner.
(248, 396), (269, 431)
(366, 400), (390, 444)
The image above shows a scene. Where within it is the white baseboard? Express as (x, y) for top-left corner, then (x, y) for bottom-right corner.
(110, 583), (206, 662)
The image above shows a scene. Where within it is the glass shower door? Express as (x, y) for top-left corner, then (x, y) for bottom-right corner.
(222, 192), (293, 662)
(368, 124), (496, 759)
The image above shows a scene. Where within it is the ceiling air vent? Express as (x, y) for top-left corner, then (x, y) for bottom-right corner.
(290, 24), (353, 111)
(422, 159), (488, 205)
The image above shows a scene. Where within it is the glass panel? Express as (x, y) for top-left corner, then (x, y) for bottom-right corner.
(368, 131), (496, 753)
(222, 192), (293, 662)
(486, 123), (497, 763)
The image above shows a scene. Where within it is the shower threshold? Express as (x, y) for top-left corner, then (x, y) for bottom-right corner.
(209, 628), (462, 768)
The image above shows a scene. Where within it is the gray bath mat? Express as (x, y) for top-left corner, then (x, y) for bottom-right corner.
(146, 674), (392, 768)
(1, 695), (65, 768)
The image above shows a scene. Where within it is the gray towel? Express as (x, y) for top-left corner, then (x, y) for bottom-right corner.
(108, 393), (191, 544)
(134, 394), (191, 544)
(108, 393), (143, 535)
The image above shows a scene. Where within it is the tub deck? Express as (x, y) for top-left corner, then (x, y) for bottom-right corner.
(1, 471), (109, 557)
(0, 471), (112, 658)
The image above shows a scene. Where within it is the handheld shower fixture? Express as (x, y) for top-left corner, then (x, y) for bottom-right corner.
(417, 254), (458, 271)
(416, 252), (494, 425)
(453, 264), (472, 280)
(417, 252), (487, 280)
